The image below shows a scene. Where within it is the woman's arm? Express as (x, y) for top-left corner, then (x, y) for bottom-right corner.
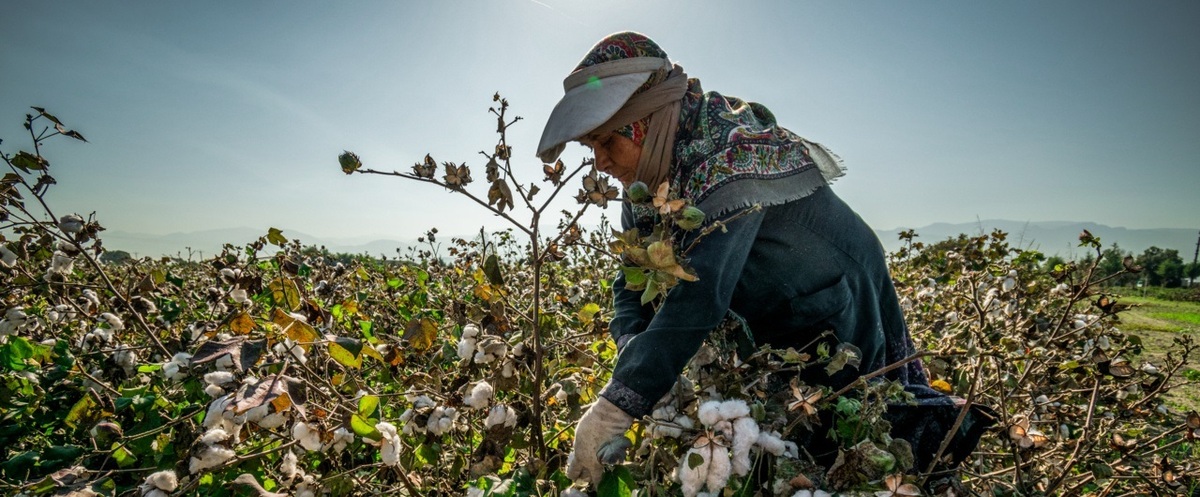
(600, 205), (766, 417)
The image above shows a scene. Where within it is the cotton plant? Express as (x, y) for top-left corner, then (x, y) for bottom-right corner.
(139, 470), (178, 497)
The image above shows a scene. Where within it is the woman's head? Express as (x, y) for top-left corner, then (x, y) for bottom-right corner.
(537, 32), (674, 180)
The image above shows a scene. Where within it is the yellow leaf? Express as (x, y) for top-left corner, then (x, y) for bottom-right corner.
(328, 337), (364, 369)
(931, 379), (952, 394)
(342, 299), (358, 316)
(269, 277), (301, 311)
(272, 308), (319, 351)
(227, 311), (256, 335)
(361, 344), (385, 363)
(403, 318), (438, 351)
(646, 241), (676, 269)
(577, 303), (601, 326)
(271, 392), (292, 412)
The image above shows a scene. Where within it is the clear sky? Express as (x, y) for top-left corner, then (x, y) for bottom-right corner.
(3, 1), (1198, 246)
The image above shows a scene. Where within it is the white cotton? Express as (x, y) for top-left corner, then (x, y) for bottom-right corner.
(755, 431), (788, 457)
(198, 428), (231, 445)
(143, 470), (178, 492)
(49, 251), (73, 274)
(399, 409), (423, 435)
(473, 336), (507, 364)
(273, 339), (307, 365)
(466, 488), (486, 497)
(204, 371), (236, 386)
(731, 416), (760, 476)
(257, 412), (288, 430)
(791, 490), (813, 497)
(705, 445), (731, 494)
(698, 400), (723, 427)
(560, 488), (588, 497)
(188, 445), (236, 473)
(1141, 363), (1159, 375)
(59, 214), (84, 234)
(377, 421), (402, 467)
(81, 289), (101, 311)
(327, 427), (353, 453)
(242, 404), (270, 424)
(0, 245), (16, 268)
(99, 312), (125, 331)
(1073, 319), (1086, 330)
(462, 324), (480, 340)
(653, 405), (678, 420)
(486, 404), (517, 429)
(464, 381), (494, 409)
(204, 395), (233, 430)
(1002, 271), (1018, 292)
(213, 353), (235, 371)
(501, 360), (515, 378)
(204, 384), (226, 398)
(162, 352), (192, 381)
(280, 451), (299, 480)
(678, 447), (711, 497)
(1097, 335), (1111, 350)
(813, 490), (833, 497)
(292, 421), (323, 452)
(113, 346), (138, 375)
(456, 337), (477, 360)
(718, 400), (750, 421)
(409, 394), (435, 409)
(229, 288), (250, 304)
(426, 406), (457, 435)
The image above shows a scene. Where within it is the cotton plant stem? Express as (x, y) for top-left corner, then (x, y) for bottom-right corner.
(920, 355), (985, 484)
(1043, 377), (1100, 494)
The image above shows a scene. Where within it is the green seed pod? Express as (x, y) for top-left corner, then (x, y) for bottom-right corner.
(626, 181), (650, 203)
(676, 206), (706, 231)
(339, 151), (361, 174)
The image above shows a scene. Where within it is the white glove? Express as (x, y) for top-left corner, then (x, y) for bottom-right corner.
(565, 396), (634, 485)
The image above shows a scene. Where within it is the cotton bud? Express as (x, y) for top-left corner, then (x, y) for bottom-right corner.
(292, 421), (323, 451)
(731, 417), (760, 476)
(58, 214), (84, 234)
(473, 336), (508, 364)
(464, 381), (494, 409)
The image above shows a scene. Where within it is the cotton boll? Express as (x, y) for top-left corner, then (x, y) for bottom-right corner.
(50, 251), (75, 274)
(281, 451), (302, 482)
(791, 490), (813, 497)
(463, 381), (494, 409)
(501, 360), (515, 378)
(198, 428), (231, 445)
(486, 404), (514, 429)
(560, 488), (588, 497)
(213, 353), (236, 371)
(705, 445), (732, 494)
(99, 312), (125, 331)
(377, 421), (403, 467)
(204, 395), (234, 430)
(462, 324), (480, 340)
(112, 346), (138, 375)
(731, 416), (760, 476)
(204, 371), (236, 386)
(292, 421), (323, 451)
(327, 427), (353, 453)
(229, 288), (250, 305)
(717, 399), (750, 421)
(142, 470), (178, 492)
(1002, 270), (1018, 292)
(678, 447), (711, 497)
(189, 445), (236, 473)
(755, 431), (788, 457)
(698, 400), (723, 427)
(257, 412), (288, 430)
(456, 336), (477, 360)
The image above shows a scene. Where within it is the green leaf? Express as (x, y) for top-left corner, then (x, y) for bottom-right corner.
(597, 465), (635, 497)
(111, 444), (137, 468)
(329, 337), (363, 369)
(64, 393), (99, 430)
(688, 452), (705, 469)
(350, 413), (381, 441)
(576, 302), (601, 326)
(11, 151), (47, 173)
(1, 336), (36, 371)
(269, 278), (301, 311)
(267, 227), (288, 247)
(483, 254), (505, 286)
(620, 266), (647, 290)
(358, 394), (380, 417)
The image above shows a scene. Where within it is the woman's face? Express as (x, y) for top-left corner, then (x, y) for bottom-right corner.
(581, 132), (641, 186)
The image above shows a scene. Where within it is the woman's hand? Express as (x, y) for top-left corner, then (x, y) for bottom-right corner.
(565, 396), (634, 485)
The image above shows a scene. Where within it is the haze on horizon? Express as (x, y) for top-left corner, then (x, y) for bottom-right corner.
(3, 1), (1198, 245)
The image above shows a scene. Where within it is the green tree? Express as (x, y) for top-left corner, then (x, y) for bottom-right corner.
(1136, 246), (1184, 287)
(1097, 243), (1136, 287)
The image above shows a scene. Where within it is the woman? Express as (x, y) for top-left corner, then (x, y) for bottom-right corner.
(537, 32), (989, 488)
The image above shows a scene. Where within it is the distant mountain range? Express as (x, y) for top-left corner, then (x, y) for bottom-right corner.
(101, 221), (1199, 261)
